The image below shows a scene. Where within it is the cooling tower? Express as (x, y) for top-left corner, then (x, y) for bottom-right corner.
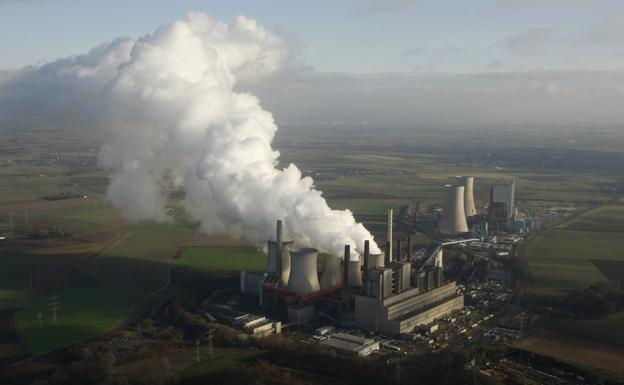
(440, 185), (469, 235)
(457, 176), (476, 217)
(320, 254), (343, 289)
(349, 258), (363, 287)
(366, 253), (385, 269)
(286, 248), (321, 295)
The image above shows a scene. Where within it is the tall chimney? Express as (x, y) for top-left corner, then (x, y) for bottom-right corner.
(387, 208), (393, 260)
(363, 240), (370, 282)
(396, 238), (402, 261)
(407, 236), (412, 261)
(276, 220), (283, 276)
(343, 245), (351, 291)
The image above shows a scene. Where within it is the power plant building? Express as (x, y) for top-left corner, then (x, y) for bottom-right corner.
(492, 180), (515, 224)
(241, 219), (463, 336)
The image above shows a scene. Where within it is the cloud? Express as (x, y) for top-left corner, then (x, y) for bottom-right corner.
(580, 11), (624, 46)
(247, 70), (624, 127)
(503, 28), (553, 55)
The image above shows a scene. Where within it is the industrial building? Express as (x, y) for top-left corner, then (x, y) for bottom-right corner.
(232, 313), (282, 337)
(491, 180), (515, 226)
(321, 332), (380, 356)
(240, 214), (464, 337)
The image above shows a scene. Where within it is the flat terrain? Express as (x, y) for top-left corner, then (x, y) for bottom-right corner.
(513, 330), (624, 375)
(526, 204), (624, 297)
(16, 284), (131, 355)
(1, 127), (624, 366)
(178, 246), (267, 272)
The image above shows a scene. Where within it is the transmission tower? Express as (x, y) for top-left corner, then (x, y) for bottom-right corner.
(49, 295), (59, 325)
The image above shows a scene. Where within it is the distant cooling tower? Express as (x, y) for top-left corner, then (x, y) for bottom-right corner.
(440, 185), (469, 235)
(349, 258), (363, 287)
(286, 248), (321, 294)
(457, 176), (476, 217)
(320, 254), (343, 289)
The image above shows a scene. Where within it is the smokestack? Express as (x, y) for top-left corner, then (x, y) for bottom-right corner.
(407, 236), (412, 261)
(396, 238), (402, 261)
(363, 240), (370, 281)
(276, 220), (283, 275)
(343, 244), (350, 290)
(440, 185), (469, 235)
(387, 208), (393, 259)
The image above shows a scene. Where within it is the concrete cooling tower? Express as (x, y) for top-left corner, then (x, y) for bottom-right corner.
(366, 254), (385, 269)
(440, 185), (469, 235)
(320, 254), (343, 289)
(286, 248), (321, 294)
(457, 176), (476, 217)
(349, 258), (363, 287)
(267, 220), (294, 286)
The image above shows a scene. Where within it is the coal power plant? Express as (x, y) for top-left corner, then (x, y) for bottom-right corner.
(240, 215), (464, 336)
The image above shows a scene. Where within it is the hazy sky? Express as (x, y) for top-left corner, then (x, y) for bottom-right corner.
(1, 0), (623, 73)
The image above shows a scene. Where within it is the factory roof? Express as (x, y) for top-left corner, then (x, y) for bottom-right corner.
(321, 333), (379, 356)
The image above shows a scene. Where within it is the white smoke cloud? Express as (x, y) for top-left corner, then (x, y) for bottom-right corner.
(0, 12), (380, 258)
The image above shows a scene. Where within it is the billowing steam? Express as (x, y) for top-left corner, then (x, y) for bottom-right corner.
(0, 12), (380, 258)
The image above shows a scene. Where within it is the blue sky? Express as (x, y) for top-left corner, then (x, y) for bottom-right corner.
(1, 0), (623, 73)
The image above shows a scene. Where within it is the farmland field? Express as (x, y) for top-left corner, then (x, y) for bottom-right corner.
(16, 284), (132, 355)
(526, 204), (624, 297)
(178, 246), (267, 272)
(513, 331), (624, 376)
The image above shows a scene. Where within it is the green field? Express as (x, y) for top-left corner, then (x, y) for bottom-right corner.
(178, 246), (267, 272)
(552, 311), (624, 347)
(102, 221), (194, 262)
(17, 284), (132, 354)
(526, 204), (624, 297)
(0, 252), (33, 309)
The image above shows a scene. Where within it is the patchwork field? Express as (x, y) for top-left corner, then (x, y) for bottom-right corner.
(16, 284), (132, 355)
(513, 331), (624, 376)
(526, 204), (624, 297)
(178, 246), (267, 272)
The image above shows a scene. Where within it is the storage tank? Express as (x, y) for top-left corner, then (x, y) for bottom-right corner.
(457, 176), (476, 217)
(286, 248), (321, 294)
(320, 254), (343, 289)
(440, 184), (469, 235)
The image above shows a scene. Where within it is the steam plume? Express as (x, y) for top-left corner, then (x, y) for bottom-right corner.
(0, 13), (380, 258)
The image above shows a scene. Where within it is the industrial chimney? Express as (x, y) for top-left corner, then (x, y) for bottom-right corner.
(343, 245), (351, 291)
(286, 248), (321, 294)
(440, 184), (469, 235)
(387, 208), (393, 259)
(458, 176), (476, 217)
